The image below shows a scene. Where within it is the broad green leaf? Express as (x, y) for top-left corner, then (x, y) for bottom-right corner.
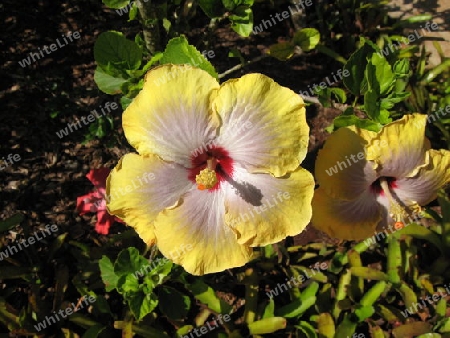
(117, 274), (140, 294)
(160, 36), (218, 78)
(369, 53), (394, 95)
(94, 67), (127, 95)
(393, 58), (410, 76)
(114, 247), (149, 276)
(99, 256), (120, 292)
(332, 115), (360, 129)
(198, 0), (225, 17)
(343, 43), (375, 95)
(158, 286), (191, 320)
(94, 31), (142, 70)
(364, 88), (381, 121)
(102, 0), (130, 9)
(269, 42), (295, 61)
(355, 119), (382, 132)
(293, 28), (320, 52)
(128, 292), (158, 320)
(144, 258), (173, 289)
(230, 7), (253, 37)
(120, 96), (133, 110)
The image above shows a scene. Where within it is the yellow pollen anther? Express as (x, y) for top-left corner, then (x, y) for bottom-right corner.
(379, 178), (418, 225)
(196, 159), (218, 190)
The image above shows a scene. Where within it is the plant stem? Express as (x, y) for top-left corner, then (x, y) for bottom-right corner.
(243, 267), (259, 324)
(218, 55), (266, 79)
(136, 0), (163, 54)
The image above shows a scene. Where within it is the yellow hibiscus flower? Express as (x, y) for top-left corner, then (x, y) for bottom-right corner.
(312, 113), (450, 240)
(106, 64), (315, 275)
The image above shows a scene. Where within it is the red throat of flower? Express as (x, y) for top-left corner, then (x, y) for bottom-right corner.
(188, 146), (234, 191)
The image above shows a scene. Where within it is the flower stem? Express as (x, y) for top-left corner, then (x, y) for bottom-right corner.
(243, 268), (259, 324)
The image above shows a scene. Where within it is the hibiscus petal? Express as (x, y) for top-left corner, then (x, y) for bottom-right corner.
(153, 188), (253, 275)
(106, 153), (193, 245)
(95, 210), (115, 235)
(86, 168), (110, 189)
(393, 149), (450, 205)
(311, 188), (382, 240)
(366, 114), (430, 178)
(76, 193), (102, 214)
(223, 166), (314, 246)
(315, 126), (378, 200)
(123, 65), (220, 167)
(212, 74), (309, 177)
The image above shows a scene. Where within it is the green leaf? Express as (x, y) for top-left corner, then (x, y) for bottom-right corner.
(355, 119), (382, 132)
(143, 52), (164, 72)
(94, 31), (142, 70)
(189, 279), (232, 314)
(334, 314), (357, 337)
(144, 258), (173, 289)
(128, 292), (159, 320)
(397, 223), (445, 253)
(262, 299), (275, 319)
(343, 43), (375, 95)
(364, 88), (381, 121)
(354, 305), (375, 321)
(102, 0), (130, 9)
(275, 282), (319, 317)
(160, 36), (218, 79)
(0, 213), (24, 232)
(198, 0), (225, 17)
(350, 267), (389, 281)
(120, 96), (133, 110)
(158, 286), (191, 320)
(128, 3), (138, 21)
(269, 42), (295, 61)
(293, 28), (320, 52)
(117, 274), (140, 294)
(248, 317), (286, 334)
(114, 247), (149, 277)
(94, 67), (127, 95)
(229, 7), (253, 37)
(392, 322), (432, 337)
(98, 256), (120, 292)
(295, 321), (318, 338)
(369, 53), (395, 95)
(317, 313), (335, 338)
(329, 88), (347, 103)
(82, 324), (106, 338)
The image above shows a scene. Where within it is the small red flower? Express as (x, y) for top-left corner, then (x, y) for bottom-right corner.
(76, 168), (123, 234)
